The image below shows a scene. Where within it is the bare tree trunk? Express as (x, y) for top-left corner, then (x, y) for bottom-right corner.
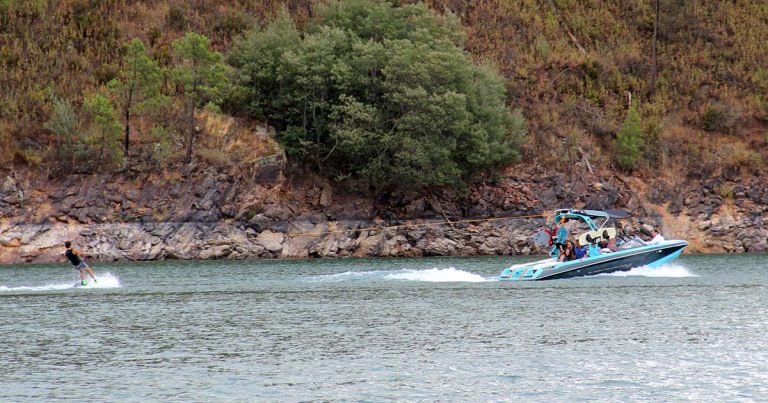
(548, 0), (587, 55)
(124, 85), (133, 155)
(648, 0), (660, 95)
(97, 129), (105, 170)
(185, 99), (195, 164)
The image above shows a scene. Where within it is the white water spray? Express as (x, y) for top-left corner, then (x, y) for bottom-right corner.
(313, 267), (490, 282)
(0, 272), (122, 292)
(598, 263), (697, 278)
(384, 267), (489, 282)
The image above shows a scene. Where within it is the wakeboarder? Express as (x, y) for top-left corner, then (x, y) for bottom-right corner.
(64, 241), (97, 285)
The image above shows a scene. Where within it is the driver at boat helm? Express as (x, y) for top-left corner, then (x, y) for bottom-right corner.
(641, 223), (655, 235)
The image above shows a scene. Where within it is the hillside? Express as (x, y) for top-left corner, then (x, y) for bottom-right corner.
(0, 1), (767, 263)
(1, 0), (766, 175)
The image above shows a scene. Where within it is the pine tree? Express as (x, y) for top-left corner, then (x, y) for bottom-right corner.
(83, 92), (123, 169)
(615, 105), (643, 170)
(172, 32), (230, 163)
(109, 38), (166, 155)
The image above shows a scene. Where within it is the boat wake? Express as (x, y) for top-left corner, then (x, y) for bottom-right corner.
(384, 267), (489, 282)
(0, 272), (122, 292)
(597, 263), (698, 278)
(314, 267), (490, 283)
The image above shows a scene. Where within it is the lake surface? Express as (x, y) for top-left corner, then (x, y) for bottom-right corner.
(1, 254), (767, 401)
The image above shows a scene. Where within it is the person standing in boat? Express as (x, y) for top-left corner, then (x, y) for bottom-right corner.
(64, 241), (97, 285)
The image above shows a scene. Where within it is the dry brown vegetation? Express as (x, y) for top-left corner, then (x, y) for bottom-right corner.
(1, 0), (766, 181)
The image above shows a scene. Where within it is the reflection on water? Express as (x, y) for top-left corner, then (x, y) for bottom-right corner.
(1, 254), (767, 401)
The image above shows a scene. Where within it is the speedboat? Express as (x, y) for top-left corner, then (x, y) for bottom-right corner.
(499, 209), (688, 281)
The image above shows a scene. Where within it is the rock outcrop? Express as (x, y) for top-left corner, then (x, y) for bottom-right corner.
(0, 167), (766, 264)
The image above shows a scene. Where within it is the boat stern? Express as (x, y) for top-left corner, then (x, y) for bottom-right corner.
(499, 258), (557, 281)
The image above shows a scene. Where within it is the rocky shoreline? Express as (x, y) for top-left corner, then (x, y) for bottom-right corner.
(1, 166), (766, 265)
(0, 219), (541, 264)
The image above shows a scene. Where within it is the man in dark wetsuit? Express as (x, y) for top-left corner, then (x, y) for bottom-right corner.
(64, 241), (97, 285)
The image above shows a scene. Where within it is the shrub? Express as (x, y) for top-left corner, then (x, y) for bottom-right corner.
(43, 96), (80, 171)
(722, 142), (764, 174)
(166, 4), (187, 31)
(714, 183), (734, 199)
(700, 101), (738, 132)
(701, 104), (724, 131)
(149, 126), (173, 167)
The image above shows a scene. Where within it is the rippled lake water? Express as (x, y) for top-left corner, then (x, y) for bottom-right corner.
(1, 254), (767, 401)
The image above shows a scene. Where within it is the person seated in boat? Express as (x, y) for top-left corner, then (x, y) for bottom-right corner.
(573, 239), (587, 259)
(647, 227), (665, 245)
(599, 237), (617, 253)
(558, 240), (577, 262)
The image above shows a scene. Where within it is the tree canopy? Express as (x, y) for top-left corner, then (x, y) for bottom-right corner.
(228, 0), (525, 191)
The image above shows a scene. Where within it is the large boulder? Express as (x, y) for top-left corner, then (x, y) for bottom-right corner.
(262, 204), (294, 221)
(256, 230), (284, 253)
(0, 236), (21, 247)
(198, 244), (233, 260)
(282, 235), (313, 258)
(353, 231), (384, 257)
(423, 237), (459, 256)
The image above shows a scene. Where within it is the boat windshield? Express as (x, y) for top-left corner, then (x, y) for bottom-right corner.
(617, 236), (646, 250)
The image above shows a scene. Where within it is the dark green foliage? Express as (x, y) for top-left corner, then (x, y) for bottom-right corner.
(109, 38), (167, 154)
(228, 1), (525, 191)
(172, 32), (230, 163)
(701, 106), (724, 132)
(700, 102), (737, 133)
(83, 92), (123, 169)
(615, 105), (643, 170)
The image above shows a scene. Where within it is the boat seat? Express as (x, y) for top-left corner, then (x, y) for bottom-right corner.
(577, 227), (616, 246)
(587, 243), (601, 257)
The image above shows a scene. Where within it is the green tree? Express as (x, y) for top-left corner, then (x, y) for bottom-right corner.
(83, 92), (123, 169)
(172, 32), (229, 163)
(615, 105), (643, 170)
(228, 0), (525, 191)
(225, 10), (302, 125)
(109, 38), (166, 155)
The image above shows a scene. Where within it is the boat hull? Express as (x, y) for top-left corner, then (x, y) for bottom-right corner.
(499, 240), (688, 281)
